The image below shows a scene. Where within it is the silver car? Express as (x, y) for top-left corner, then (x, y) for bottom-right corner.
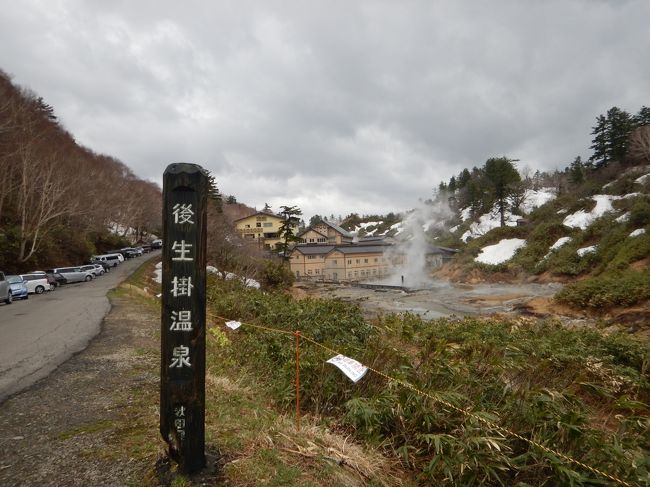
(0, 271), (12, 304)
(46, 267), (94, 283)
(80, 264), (104, 277)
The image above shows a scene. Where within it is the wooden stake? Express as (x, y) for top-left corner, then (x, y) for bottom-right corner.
(294, 330), (301, 432)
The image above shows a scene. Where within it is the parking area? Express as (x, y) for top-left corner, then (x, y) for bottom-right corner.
(0, 249), (160, 402)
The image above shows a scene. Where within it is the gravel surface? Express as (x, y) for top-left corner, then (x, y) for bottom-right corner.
(0, 289), (160, 487)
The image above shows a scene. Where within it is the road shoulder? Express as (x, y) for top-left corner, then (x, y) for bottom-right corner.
(0, 277), (161, 486)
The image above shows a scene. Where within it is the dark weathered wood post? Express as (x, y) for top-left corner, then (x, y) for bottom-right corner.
(160, 163), (208, 473)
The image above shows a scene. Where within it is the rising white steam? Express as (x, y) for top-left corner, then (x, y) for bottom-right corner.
(382, 200), (453, 288)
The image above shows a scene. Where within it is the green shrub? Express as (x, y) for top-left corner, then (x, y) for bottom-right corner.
(628, 199), (650, 227)
(511, 222), (572, 273)
(207, 279), (650, 485)
(555, 269), (650, 308)
(605, 232), (650, 271)
(260, 260), (295, 290)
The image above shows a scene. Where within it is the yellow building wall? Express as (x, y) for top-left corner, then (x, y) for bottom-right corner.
(312, 223), (352, 245)
(336, 252), (389, 281)
(299, 229), (328, 244)
(235, 214), (292, 250)
(289, 251), (328, 278)
(290, 248), (390, 281)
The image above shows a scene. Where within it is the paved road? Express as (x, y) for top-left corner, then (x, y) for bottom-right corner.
(0, 251), (160, 403)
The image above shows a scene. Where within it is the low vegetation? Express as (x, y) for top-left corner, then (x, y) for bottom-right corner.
(206, 276), (650, 486)
(555, 268), (650, 308)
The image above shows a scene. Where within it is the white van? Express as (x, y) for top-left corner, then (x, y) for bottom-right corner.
(92, 253), (123, 267)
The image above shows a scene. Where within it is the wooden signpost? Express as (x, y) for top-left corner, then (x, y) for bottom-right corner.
(160, 163), (208, 473)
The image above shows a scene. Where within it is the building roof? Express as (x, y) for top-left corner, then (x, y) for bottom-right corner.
(357, 236), (393, 245)
(328, 245), (387, 255)
(429, 245), (460, 254)
(292, 245), (336, 255)
(313, 220), (353, 238)
(233, 211), (284, 223)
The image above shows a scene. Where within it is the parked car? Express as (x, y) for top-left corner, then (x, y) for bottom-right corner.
(45, 267), (94, 283)
(90, 260), (111, 272)
(26, 271), (60, 288)
(6, 275), (29, 300)
(141, 244), (152, 253)
(92, 254), (122, 267)
(151, 239), (162, 249)
(29, 271), (64, 287)
(80, 264), (104, 277)
(20, 274), (52, 294)
(119, 248), (139, 259)
(0, 271), (12, 304)
(102, 252), (125, 261)
(47, 272), (67, 286)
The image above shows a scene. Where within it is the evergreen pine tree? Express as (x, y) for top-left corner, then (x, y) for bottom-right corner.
(483, 157), (521, 226)
(589, 115), (609, 168)
(458, 168), (471, 189)
(278, 205), (302, 257)
(633, 106), (650, 127)
(569, 156), (585, 185)
(606, 107), (634, 162)
(448, 176), (457, 192)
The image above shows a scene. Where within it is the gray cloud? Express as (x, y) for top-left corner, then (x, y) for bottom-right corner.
(1, 0), (648, 220)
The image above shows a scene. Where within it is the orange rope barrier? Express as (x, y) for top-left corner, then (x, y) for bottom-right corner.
(205, 311), (635, 487)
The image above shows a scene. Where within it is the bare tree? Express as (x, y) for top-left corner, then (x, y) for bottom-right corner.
(628, 126), (650, 164)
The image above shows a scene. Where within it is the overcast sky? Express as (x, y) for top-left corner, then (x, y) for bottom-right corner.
(1, 1), (648, 220)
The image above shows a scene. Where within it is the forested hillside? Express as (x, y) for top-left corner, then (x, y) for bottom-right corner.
(0, 70), (161, 272)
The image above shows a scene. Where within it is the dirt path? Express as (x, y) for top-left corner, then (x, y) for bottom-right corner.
(0, 286), (160, 487)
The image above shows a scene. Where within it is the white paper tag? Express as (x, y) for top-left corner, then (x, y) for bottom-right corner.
(326, 354), (368, 383)
(225, 320), (241, 330)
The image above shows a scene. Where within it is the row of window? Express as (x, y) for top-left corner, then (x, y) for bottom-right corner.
(294, 256), (387, 265)
(347, 258), (380, 264)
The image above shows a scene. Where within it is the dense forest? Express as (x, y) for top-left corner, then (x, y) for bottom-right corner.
(0, 70), (162, 272)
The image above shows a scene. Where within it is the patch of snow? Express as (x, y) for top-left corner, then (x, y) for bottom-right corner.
(629, 228), (646, 237)
(461, 208), (518, 242)
(520, 188), (556, 214)
(354, 221), (381, 235)
(557, 209), (567, 214)
(563, 195), (621, 229)
(460, 207), (473, 222)
(634, 173), (650, 185)
(153, 262), (162, 283)
(577, 245), (597, 257)
(622, 192), (641, 199)
(206, 265), (260, 288)
(616, 212), (630, 223)
(475, 238), (527, 265)
(449, 224), (460, 233)
(390, 222), (404, 235)
(550, 237), (572, 251)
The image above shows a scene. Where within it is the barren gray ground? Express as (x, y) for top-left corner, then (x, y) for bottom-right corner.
(299, 280), (563, 319)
